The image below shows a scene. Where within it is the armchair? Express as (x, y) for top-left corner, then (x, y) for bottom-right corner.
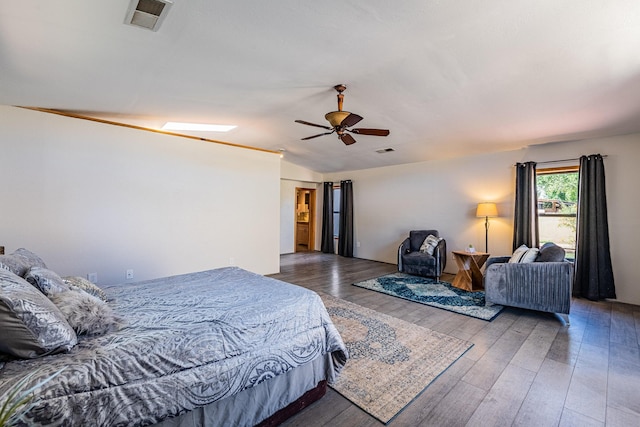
(484, 242), (573, 324)
(398, 230), (447, 280)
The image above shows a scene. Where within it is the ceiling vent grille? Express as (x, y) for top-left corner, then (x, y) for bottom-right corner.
(125, 0), (172, 31)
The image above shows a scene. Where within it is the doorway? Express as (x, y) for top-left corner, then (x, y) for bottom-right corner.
(295, 188), (316, 252)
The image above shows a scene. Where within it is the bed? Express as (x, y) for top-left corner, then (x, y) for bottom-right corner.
(0, 251), (348, 427)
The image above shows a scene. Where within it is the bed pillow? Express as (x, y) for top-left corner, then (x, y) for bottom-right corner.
(0, 269), (77, 359)
(62, 276), (108, 302)
(419, 234), (443, 256)
(12, 248), (48, 270)
(24, 267), (70, 296)
(0, 254), (30, 277)
(49, 289), (124, 336)
(0, 248), (47, 277)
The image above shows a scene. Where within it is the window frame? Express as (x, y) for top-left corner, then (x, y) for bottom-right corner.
(536, 166), (580, 218)
(536, 165), (579, 258)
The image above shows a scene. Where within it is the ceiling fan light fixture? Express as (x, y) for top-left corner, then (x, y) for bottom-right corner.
(324, 111), (351, 127)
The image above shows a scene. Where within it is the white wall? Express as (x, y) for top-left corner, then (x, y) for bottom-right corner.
(324, 150), (518, 269)
(0, 106), (281, 283)
(324, 133), (640, 306)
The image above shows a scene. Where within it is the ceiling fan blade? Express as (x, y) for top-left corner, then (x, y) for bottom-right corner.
(340, 113), (363, 127)
(350, 128), (390, 136)
(295, 119), (333, 130)
(340, 133), (357, 145)
(301, 131), (334, 140)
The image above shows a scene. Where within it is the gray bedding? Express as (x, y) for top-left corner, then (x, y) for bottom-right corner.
(0, 267), (347, 426)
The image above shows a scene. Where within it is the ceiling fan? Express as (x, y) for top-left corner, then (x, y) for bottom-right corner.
(295, 84), (390, 145)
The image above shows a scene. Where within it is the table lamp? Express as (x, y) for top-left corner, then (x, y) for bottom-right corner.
(476, 202), (498, 252)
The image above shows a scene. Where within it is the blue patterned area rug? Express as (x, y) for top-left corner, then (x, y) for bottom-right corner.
(353, 272), (503, 321)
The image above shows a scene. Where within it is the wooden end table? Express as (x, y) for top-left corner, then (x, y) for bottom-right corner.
(452, 250), (490, 292)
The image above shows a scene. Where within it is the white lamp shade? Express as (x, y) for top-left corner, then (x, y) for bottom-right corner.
(476, 202), (498, 217)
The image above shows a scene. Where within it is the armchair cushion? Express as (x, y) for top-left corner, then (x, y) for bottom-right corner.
(402, 251), (436, 268)
(399, 230), (446, 279)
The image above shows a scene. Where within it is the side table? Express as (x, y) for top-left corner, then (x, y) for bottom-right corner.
(452, 250), (490, 292)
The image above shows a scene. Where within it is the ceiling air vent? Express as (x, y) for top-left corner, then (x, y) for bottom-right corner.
(125, 0), (172, 31)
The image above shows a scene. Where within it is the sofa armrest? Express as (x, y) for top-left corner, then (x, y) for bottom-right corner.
(484, 261), (574, 314)
(485, 256), (511, 269)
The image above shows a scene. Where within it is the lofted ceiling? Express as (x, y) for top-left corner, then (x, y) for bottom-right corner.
(2, 1), (640, 173)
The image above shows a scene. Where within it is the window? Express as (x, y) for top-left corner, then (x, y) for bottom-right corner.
(333, 187), (341, 238)
(536, 166), (579, 260)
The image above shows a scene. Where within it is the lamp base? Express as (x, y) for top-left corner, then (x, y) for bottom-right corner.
(484, 216), (489, 253)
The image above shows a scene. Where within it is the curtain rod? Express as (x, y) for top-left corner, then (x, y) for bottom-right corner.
(516, 154), (608, 166)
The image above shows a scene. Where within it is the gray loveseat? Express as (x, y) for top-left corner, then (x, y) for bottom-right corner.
(398, 230), (447, 280)
(484, 242), (573, 324)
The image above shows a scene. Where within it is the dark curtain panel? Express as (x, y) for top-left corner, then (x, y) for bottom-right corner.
(338, 180), (354, 258)
(320, 182), (334, 254)
(574, 154), (616, 300)
(513, 161), (539, 251)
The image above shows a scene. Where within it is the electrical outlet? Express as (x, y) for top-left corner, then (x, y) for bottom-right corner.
(126, 269), (134, 280)
(229, 257), (235, 266)
(88, 272), (98, 282)
(357, 241), (361, 247)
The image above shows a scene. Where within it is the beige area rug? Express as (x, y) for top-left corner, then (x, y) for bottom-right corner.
(320, 293), (473, 424)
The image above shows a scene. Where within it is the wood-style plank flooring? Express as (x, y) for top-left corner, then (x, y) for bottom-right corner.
(269, 252), (640, 427)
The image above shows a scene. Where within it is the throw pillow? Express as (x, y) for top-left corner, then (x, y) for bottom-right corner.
(419, 234), (443, 256)
(0, 269), (77, 359)
(509, 245), (530, 263)
(63, 276), (108, 302)
(509, 245), (539, 263)
(24, 267), (70, 296)
(535, 242), (566, 262)
(49, 289), (124, 336)
(520, 247), (539, 263)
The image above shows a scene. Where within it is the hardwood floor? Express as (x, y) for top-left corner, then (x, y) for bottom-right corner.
(269, 252), (640, 427)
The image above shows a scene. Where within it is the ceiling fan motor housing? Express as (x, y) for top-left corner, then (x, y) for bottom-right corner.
(325, 111), (351, 127)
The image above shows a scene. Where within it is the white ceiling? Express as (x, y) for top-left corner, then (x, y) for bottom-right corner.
(2, 1), (640, 173)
